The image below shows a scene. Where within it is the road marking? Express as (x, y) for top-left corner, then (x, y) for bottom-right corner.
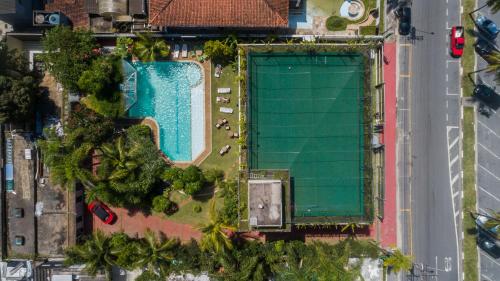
(478, 120), (500, 139)
(450, 155), (459, 166)
(446, 100), (449, 108)
(446, 74), (449, 82)
(478, 143), (500, 159)
(455, 210), (460, 218)
(481, 252), (500, 267)
(482, 274), (494, 281)
(400, 43), (412, 47)
(451, 174), (459, 185)
(453, 191), (460, 198)
(400, 209), (411, 212)
(478, 164), (500, 181)
(449, 137), (459, 149)
(446, 126), (461, 279)
(478, 185), (500, 202)
(400, 74), (411, 77)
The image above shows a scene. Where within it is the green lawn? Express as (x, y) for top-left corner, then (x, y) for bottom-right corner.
(462, 107), (478, 281)
(199, 64), (240, 181)
(163, 188), (224, 226)
(462, 0), (476, 97)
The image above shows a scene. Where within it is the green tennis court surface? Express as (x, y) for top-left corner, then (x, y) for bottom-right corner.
(248, 53), (366, 219)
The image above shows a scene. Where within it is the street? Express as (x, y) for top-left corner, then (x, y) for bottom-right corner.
(397, 0), (463, 280)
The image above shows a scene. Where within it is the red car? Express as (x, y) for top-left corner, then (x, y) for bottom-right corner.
(88, 200), (116, 224)
(450, 26), (465, 57)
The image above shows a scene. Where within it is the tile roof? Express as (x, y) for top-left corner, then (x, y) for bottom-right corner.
(149, 0), (289, 28)
(45, 0), (90, 29)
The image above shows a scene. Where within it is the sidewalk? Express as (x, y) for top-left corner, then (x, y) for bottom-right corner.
(380, 42), (397, 247)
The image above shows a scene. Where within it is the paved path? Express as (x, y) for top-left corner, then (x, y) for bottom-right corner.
(381, 42), (398, 248)
(93, 207), (201, 242)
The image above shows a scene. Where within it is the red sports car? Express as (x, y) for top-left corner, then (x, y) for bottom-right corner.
(88, 200), (116, 224)
(450, 26), (465, 58)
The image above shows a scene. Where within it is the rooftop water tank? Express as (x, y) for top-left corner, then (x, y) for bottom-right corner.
(99, 0), (127, 17)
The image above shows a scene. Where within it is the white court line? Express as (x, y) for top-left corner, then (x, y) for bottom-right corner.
(478, 120), (500, 139)
(478, 164), (500, 182)
(478, 185), (500, 202)
(481, 252), (500, 267)
(478, 143), (500, 159)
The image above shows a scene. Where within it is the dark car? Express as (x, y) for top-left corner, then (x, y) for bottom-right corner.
(474, 84), (500, 110)
(88, 200), (116, 224)
(475, 15), (500, 40)
(475, 39), (494, 57)
(477, 231), (500, 259)
(398, 7), (411, 36)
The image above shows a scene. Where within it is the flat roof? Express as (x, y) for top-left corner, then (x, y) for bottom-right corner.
(248, 53), (366, 220)
(248, 179), (283, 227)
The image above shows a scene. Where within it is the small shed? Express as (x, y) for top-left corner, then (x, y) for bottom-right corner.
(248, 179), (283, 228)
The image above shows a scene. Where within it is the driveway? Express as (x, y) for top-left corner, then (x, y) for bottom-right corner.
(474, 1), (500, 280)
(92, 207), (201, 242)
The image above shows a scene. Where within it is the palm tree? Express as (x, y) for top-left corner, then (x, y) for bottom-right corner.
(487, 0), (500, 13)
(64, 230), (114, 278)
(197, 199), (237, 253)
(134, 229), (179, 276)
(133, 33), (170, 62)
(484, 51), (500, 83)
(383, 249), (413, 274)
(99, 136), (140, 181)
(483, 210), (500, 231)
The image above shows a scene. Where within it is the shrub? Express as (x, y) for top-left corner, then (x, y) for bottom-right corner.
(203, 169), (224, 184)
(152, 195), (172, 213)
(193, 204), (202, 213)
(115, 37), (133, 59)
(360, 25), (377, 36)
(326, 16), (348, 31)
(78, 57), (115, 96)
(203, 40), (236, 64)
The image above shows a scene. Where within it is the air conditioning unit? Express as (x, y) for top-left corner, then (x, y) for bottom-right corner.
(33, 11), (61, 26)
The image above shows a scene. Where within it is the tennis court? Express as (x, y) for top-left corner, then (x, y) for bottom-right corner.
(248, 53), (366, 220)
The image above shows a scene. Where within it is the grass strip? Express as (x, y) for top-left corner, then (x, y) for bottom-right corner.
(462, 107), (478, 281)
(462, 0), (476, 97)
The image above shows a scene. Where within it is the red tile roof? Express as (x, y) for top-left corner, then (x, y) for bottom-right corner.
(149, 0), (289, 28)
(45, 0), (90, 29)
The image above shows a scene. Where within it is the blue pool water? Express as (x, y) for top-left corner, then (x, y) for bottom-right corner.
(129, 61), (203, 161)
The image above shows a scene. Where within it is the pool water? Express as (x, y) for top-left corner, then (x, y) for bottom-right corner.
(129, 61), (204, 161)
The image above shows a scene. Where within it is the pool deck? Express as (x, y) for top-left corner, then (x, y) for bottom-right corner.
(141, 58), (212, 168)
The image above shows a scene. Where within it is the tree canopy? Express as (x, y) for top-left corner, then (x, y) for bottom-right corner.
(0, 42), (37, 123)
(42, 26), (97, 91)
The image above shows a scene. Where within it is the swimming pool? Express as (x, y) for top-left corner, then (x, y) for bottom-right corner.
(128, 61), (205, 162)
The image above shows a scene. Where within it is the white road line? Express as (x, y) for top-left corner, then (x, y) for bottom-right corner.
(478, 164), (500, 182)
(453, 191), (460, 198)
(450, 155), (459, 166)
(451, 174), (460, 185)
(482, 274), (494, 281)
(445, 126), (461, 280)
(478, 143), (500, 159)
(478, 185), (500, 202)
(455, 210), (460, 218)
(446, 100), (449, 108)
(446, 74), (449, 82)
(449, 137), (459, 149)
(446, 9), (449, 16)
(481, 252), (500, 267)
(478, 120), (500, 139)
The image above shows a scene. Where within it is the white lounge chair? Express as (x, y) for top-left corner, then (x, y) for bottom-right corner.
(173, 44), (180, 58)
(217, 88), (231, 94)
(220, 107), (234, 114)
(181, 44), (188, 58)
(216, 96), (230, 103)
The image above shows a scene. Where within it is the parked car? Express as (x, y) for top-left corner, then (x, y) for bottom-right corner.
(88, 200), (116, 224)
(475, 15), (499, 40)
(450, 26), (465, 57)
(475, 39), (494, 56)
(473, 84), (500, 110)
(398, 7), (411, 36)
(477, 231), (500, 258)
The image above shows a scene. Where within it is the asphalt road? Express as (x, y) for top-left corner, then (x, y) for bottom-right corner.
(397, 0), (463, 280)
(474, 1), (500, 279)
